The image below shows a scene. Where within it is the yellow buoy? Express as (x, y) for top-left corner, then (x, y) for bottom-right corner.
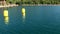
(22, 8), (25, 17)
(22, 8), (26, 22)
(3, 10), (9, 25)
(4, 10), (8, 17)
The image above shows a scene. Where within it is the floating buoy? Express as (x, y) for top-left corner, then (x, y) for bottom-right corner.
(4, 10), (8, 17)
(22, 8), (26, 22)
(3, 10), (9, 25)
(22, 8), (25, 17)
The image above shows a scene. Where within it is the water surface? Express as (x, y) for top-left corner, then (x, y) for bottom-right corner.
(0, 6), (60, 34)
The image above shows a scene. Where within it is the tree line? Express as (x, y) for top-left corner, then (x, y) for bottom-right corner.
(6, 0), (60, 5)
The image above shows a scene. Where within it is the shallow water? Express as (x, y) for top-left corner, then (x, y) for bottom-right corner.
(0, 6), (60, 34)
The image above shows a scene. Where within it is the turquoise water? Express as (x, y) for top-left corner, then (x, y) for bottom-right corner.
(0, 6), (60, 34)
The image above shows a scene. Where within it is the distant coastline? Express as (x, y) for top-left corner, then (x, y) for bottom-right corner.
(22, 4), (60, 6)
(0, 4), (18, 8)
(0, 4), (60, 8)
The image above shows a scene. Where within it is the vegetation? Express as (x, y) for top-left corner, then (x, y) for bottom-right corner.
(6, 0), (20, 5)
(6, 0), (60, 5)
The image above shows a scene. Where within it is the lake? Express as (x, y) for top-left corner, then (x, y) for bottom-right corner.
(0, 6), (60, 34)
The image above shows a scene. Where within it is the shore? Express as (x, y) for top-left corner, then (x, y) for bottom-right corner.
(22, 4), (60, 6)
(0, 4), (60, 8)
(0, 4), (18, 8)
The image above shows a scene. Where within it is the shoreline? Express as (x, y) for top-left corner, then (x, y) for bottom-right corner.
(22, 4), (60, 6)
(0, 4), (18, 8)
(0, 4), (60, 8)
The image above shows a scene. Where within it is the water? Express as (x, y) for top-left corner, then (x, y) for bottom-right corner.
(0, 6), (60, 34)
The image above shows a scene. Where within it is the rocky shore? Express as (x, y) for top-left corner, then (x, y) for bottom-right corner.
(0, 4), (18, 8)
(22, 4), (60, 6)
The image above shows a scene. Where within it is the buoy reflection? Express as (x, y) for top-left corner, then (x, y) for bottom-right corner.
(4, 16), (9, 24)
(22, 8), (26, 22)
(3, 10), (9, 25)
